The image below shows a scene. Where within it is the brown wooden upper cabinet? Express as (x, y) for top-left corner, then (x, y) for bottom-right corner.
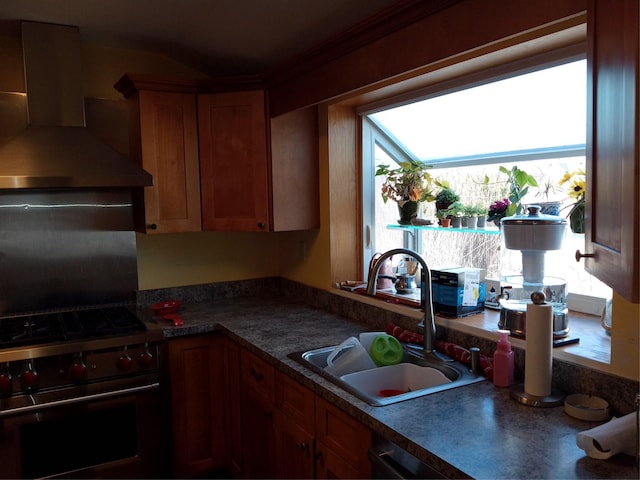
(198, 90), (320, 232)
(115, 74), (202, 234)
(198, 90), (270, 231)
(586, 0), (639, 302)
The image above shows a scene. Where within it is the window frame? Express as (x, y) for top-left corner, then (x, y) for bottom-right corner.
(359, 49), (611, 311)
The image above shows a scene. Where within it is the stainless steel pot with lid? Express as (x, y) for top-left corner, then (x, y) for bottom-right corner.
(501, 205), (567, 252)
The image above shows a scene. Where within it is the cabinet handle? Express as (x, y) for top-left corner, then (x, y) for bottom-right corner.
(257, 222), (265, 230)
(299, 442), (309, 451)
(148, 223), (158, 230)
(575, 249), (595, 262)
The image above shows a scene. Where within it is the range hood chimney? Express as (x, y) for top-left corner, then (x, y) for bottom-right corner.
(0, 21), (152, 189)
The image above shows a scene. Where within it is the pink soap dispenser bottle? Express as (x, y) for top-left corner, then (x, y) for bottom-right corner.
(493, 329), (514, 387)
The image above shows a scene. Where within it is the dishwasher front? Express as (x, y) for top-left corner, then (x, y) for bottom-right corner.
(368, 433), (447, 479)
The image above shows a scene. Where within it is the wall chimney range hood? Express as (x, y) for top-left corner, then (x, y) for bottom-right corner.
(0, 21), (152, 189)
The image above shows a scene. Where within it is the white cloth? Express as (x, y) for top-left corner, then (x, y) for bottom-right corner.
(576, 412), (638, 459)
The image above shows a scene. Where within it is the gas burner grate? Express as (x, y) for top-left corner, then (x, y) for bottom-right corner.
(0, 307), (146, 349)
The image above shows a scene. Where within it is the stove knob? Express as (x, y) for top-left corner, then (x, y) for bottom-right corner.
(138, 350), (154, 369)
(20, 363), (38, 391)
(69, 358), (87, 382)
(117, 353), (133, 372)
(0, 366), (12, 396)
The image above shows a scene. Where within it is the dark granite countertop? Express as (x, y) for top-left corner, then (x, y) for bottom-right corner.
(148, 295), (638, 480)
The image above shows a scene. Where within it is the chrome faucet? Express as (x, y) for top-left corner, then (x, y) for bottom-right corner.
(366, 248), (437, 357)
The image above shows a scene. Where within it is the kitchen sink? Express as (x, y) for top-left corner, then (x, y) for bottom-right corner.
(288, 342), (485, 406)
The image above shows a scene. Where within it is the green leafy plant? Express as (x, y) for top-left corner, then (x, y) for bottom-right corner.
(445, 201), (464, 217)
(435, 209), (450, 220)
(484, 165), (538, 216)
(375, 161), (435, 206)
(462, 204), (486, 216)
(434, 187), (460, 206)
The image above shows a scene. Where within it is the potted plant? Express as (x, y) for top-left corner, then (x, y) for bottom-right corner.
(434, 186), (460, 213)
(474, 205), (489, 227)
(485, 165), (537, 225)
(559, 169), (585, 233)
(534, 172), (563, 215)
(487, 198), (510, 226)
(446, 201), (464, 228)
(375, 161), (435, 225)
(462, 204), (480, 229)
(436, 209), (451, 227)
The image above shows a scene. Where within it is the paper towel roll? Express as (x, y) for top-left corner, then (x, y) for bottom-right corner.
(524, 301), (553, 397)
(576, 412), (638, 459)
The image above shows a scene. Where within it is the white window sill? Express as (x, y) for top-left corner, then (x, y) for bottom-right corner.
(333, 288), (612, 375)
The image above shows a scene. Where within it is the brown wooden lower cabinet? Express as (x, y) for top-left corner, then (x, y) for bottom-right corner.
(222, 339), (371, 479)
(315, 396), (372, 479)
(168, 334), (226, 478)
(170, 337), (372, 479)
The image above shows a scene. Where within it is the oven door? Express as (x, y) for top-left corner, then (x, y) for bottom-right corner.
(0, 385), (169, 479)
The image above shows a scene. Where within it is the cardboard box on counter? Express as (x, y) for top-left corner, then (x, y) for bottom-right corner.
(431, 267), (486, 317)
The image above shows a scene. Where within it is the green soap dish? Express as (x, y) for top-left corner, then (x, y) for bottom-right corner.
(369, 334), (403, 366)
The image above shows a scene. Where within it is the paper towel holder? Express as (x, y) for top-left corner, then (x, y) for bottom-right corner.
(509, 291), (565, 407)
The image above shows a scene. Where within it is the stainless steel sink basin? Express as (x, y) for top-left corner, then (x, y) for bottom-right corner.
(288, 342), (485, 406)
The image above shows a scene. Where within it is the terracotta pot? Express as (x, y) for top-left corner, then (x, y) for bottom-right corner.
(440, 218), (451, 227)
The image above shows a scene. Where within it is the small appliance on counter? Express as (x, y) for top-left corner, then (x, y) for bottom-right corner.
(498, 205), (569, 338)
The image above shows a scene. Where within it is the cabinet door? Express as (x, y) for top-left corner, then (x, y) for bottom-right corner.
(315, 444), (362, 480)
(223, 338), (243, 478)
(274, 411), (315, 479)
(240, 349), (276, 478)
(270, 106), (320, 231)
(315, 397), (372, 479)
(168, 335), (225, 478)
(586, 0), (639, 302)
(198, 90), (270, 231)
(137, 90), (202, 233)
(274, 372), (316, 479)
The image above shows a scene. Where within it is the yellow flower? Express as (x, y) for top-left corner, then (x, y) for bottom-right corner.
(559, 169), (585, 201)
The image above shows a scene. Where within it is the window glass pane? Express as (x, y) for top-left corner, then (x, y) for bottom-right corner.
(370, 60), (586, 162)
(365, 58), (612, 302)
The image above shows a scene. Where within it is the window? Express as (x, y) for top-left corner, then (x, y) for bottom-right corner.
(361, 57), (611, 308)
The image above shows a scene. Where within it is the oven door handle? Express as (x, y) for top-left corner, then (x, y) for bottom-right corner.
(0, 382), (159, 417)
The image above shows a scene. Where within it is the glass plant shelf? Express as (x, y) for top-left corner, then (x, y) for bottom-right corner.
(388, 224), (501, 235)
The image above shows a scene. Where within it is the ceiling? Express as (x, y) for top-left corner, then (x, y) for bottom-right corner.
(1, 0), (401, 76)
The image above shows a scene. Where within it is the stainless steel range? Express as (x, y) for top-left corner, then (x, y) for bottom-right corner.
(0, 191), (169, 478)
(0, 305), (164, 414)
(0, 305), (168, 478)
(0, 22), (167, 478)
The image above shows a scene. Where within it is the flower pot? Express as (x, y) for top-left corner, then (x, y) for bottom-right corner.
(451, 216), (462, 228)
(477, 216), (487, 228)
(397, 200), (419, 225)
(465, 216), (478, 229)
(439, 217), (451, 227)
(569, 202), (585, 233)
(534, 201), (563, 216)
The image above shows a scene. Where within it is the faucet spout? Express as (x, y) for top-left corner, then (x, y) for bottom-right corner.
(366, 248), (437, 356)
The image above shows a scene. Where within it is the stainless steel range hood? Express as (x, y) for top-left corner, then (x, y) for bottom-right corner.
(0, 21), (152, 189)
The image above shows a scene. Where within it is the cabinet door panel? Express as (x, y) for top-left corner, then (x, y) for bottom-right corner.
(138, 90), (201, 233)
(275, 411), (315, 479)
(199, 90), (270, 231)
(168, 335), (224, 477)
(586, 0), (639, 301)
